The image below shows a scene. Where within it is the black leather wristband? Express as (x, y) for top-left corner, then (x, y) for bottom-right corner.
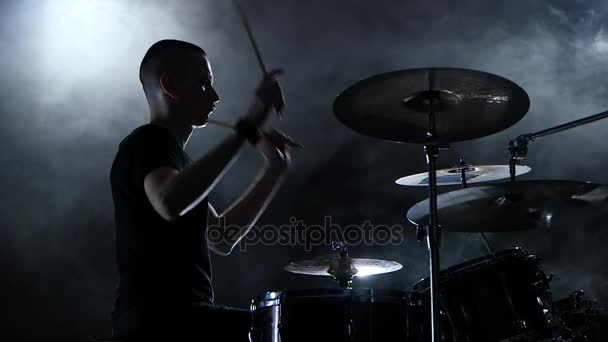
(235, 118), (261, 145)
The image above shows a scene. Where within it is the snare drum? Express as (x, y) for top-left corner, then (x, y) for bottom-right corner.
(411, 248), (554, 342)
(251, 288), (413, 342)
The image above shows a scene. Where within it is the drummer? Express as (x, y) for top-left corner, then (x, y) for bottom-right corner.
(109, 39), (295, 340)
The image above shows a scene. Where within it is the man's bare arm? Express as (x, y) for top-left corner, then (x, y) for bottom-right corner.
(207, 163), (287, 255)
(207, 129), (295, 255)
(145, 133), (246, 221)
(144, 70), (284, 221)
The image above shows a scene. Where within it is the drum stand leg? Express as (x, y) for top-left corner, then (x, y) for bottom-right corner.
(425, 144), (442, 342)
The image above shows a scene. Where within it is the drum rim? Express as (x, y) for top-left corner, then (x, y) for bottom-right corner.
(254, 288), (409, 308)
(412, 247), (537, 291)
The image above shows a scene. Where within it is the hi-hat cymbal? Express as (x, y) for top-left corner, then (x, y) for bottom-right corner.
(333, 68), (530, 144)
(396, 165), (531, 186)
(285, 256), (403, 277)
(407, 180), (608, 232)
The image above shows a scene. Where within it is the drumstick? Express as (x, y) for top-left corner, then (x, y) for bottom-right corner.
(233, 0), (284, 118)
(207, 118), (234, 129)
(233, 0), (267, 75)
(207, 118), (303, 149)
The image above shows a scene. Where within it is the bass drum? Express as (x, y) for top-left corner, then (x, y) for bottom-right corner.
(411, 248), (555, 342)
(251, 288), (415, 342)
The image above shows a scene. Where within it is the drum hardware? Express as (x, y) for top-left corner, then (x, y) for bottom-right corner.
(283, 243), (403, 288)
(552, 290), (603, 341)
(251, 288), (411, 342)
(479, 217), (541, 336)
(456, 157), (494, 254)
(411, 162), (552, 340)
(500, 270), (528, 333)
(327, 242), (357, 289)
(508, 109), (608, 182)
(411, 248), (556, 342)
(334, 67), (531, 341)
(250, 66), (608, 341)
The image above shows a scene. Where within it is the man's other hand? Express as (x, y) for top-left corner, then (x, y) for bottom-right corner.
(246, 69), (285, 127)
(258, 128), (300, 169)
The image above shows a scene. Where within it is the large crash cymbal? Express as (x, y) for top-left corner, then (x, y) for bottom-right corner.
(285, 256), (403, 277)
(396, 164), (531, 186)
(407, 180), (608, 232)
(333, 68), (530, 143)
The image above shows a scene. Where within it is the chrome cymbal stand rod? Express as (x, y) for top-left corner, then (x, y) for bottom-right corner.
(459, 157), (493, 254)
(423, 68), (443, 342)
(425, 143), (442, 342)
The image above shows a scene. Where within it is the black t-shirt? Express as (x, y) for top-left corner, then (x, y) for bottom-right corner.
(109, 124), (213, 332)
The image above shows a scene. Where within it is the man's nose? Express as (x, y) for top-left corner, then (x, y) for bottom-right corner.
(211, 86), (220, 103)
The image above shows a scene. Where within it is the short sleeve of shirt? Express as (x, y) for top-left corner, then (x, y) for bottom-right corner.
(129, 126), (184, 187)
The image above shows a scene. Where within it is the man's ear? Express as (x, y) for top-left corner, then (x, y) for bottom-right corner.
(159, 74), (178, 100)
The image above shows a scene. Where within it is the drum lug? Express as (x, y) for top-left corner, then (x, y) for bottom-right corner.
(569, 290), (584, 302)
(527, 254), (542, 261)
(533, 271), (553, 288)
(532, 280), (546, 290)
(514, 319), (528, 330)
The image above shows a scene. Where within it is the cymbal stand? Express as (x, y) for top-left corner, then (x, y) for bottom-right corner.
(328, 242), (357, 289)
(458, 157), (493, 254)
(423, 141), (443, 342)
(420, 69), (445, 342)
(329, 242), (356, 342)
(508, 109), (608, 182)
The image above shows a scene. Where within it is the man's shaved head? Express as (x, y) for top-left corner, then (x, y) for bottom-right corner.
(139, 39), (206, 89)
(139, 39), (219, 128)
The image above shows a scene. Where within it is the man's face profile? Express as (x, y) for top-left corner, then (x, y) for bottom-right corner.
(172, 53), (220, 128)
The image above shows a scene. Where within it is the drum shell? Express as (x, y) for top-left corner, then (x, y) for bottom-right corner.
(252, 288), (414, 342)
(411, 248), (554, 342)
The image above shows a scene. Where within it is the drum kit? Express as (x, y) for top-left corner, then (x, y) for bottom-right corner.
(248, 67), (607, 341)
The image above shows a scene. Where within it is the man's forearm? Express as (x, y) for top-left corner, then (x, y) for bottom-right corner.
(165, 133), (246, 217)
(220, 164), (287, 247)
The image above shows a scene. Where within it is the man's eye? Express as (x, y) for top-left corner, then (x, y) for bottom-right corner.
(201, 84), (207, 91)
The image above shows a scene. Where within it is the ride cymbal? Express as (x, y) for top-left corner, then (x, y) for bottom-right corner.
(333, 68), (530, 143)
